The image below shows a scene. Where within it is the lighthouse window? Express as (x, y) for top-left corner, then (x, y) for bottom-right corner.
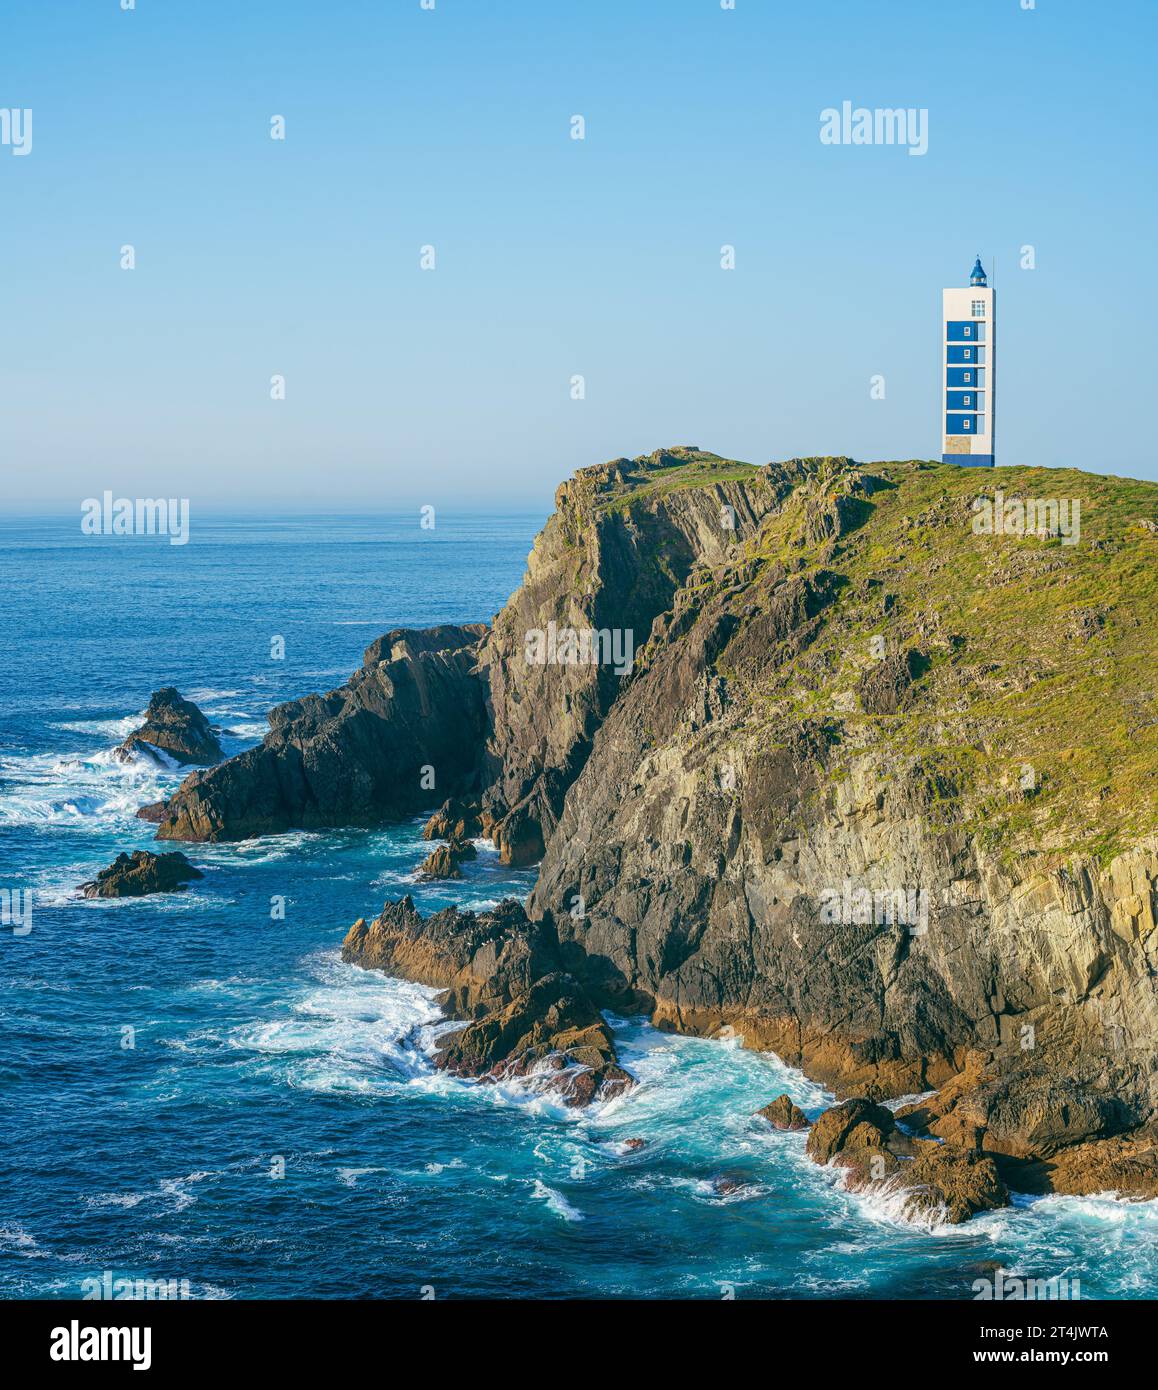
(963, 347), (973, 360)
(962, 418), (972, 430)
(972, 300), (985, 317)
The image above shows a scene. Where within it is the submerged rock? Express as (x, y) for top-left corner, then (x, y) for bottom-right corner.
(118, 688), (222, 766)
(341, 896), (631, 1106)
(81, 850), (203, 898)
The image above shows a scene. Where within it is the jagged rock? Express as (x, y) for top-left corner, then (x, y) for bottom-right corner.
(1014, 1132), (1158, 1200)
(156, 626), (487, 841)
(341, 896), (631, 1106)
(81, 850), (203, 898)
(118, 689), (222, 766)
(422, 798), (483, 841)
(805, 1097), (1007, 1223)
(857, 649), (924, 715)
(135, 801), (168, 823)
(756, 1094), (810, 1131)
(806, 1098), (896, 1163)
(418, 838), (477, 880)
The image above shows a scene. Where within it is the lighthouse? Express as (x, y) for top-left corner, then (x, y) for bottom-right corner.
(942, 256), (995, 466)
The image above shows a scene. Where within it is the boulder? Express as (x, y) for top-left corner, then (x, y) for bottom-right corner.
(422, 798), (483, 842)
(81, 850), (203, 898)
(135, 801), (168, 823)
(756, 1094), (810, 1131)
(118, 688), (223, 766)
(418, 837), (478, 880)
(806, 1098), (895, 1164)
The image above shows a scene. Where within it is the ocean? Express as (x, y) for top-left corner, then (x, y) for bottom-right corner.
(1, 511), (1153, 1300)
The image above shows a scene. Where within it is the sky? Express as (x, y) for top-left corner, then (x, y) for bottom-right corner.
(1, 0), (1156, 511)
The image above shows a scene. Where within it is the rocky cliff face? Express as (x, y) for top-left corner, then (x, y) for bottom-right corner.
(524, 454), (1158, 1184)
(476, 447), (782, 862)
(154, 447), (1158, 1196)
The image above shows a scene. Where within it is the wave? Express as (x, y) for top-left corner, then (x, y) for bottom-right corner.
(531, 1180), (584, 1222)
(0, 747), (178, 830)
(52, 713), (144, 739)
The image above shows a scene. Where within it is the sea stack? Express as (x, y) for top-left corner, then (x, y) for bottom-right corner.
(118, 687), (223, 766)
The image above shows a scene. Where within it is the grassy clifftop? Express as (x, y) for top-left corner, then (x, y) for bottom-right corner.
(599, 451), (1158, 867)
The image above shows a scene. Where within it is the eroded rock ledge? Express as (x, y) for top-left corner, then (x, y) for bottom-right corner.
(341, 896), (632, 1106)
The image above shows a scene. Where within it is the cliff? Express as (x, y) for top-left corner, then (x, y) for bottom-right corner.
(155, 447), (1158, 1196)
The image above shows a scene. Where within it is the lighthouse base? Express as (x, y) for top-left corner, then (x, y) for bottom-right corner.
(941, 454), (995, 467)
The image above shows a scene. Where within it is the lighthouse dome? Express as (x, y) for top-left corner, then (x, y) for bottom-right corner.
(970, 256), (988, 287)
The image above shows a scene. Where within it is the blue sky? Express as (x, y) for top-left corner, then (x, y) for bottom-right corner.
(2, 0), (1156, 508)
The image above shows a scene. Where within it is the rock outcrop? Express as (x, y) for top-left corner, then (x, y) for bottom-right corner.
(156, 626), (488, 841)
(422, 798), (485, 841)
(756, 1094), (810, 1131)
(81, 850), (203, 898)
(138, 446), (1158, 1212)
(341, 896), (632, 1105)
(805, 1098), (1008, 1223)
(118, 688), (222, 766)
(418, 838), (477, 879)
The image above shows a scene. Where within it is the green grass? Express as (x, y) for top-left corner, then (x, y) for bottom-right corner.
(580, 452), (1158, 866)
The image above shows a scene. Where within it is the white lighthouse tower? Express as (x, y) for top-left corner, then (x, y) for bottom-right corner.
(941, 256), (995, 466)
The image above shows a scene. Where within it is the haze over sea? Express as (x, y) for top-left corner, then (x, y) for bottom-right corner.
(1, 512), (1153, 1299)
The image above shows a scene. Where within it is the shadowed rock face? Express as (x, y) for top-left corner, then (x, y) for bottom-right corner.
(156, 626), (488, 841)
(119, 688), (222, 766)
(340, 896), (631, 1105)
(81, 850), (202, 898)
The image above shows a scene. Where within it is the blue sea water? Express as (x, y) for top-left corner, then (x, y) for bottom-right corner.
(0, 512), (1154, 1301)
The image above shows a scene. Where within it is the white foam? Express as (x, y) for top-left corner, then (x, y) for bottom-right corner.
(531, 1180), (584, 1222)
(0, 1223), (48, 1258)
